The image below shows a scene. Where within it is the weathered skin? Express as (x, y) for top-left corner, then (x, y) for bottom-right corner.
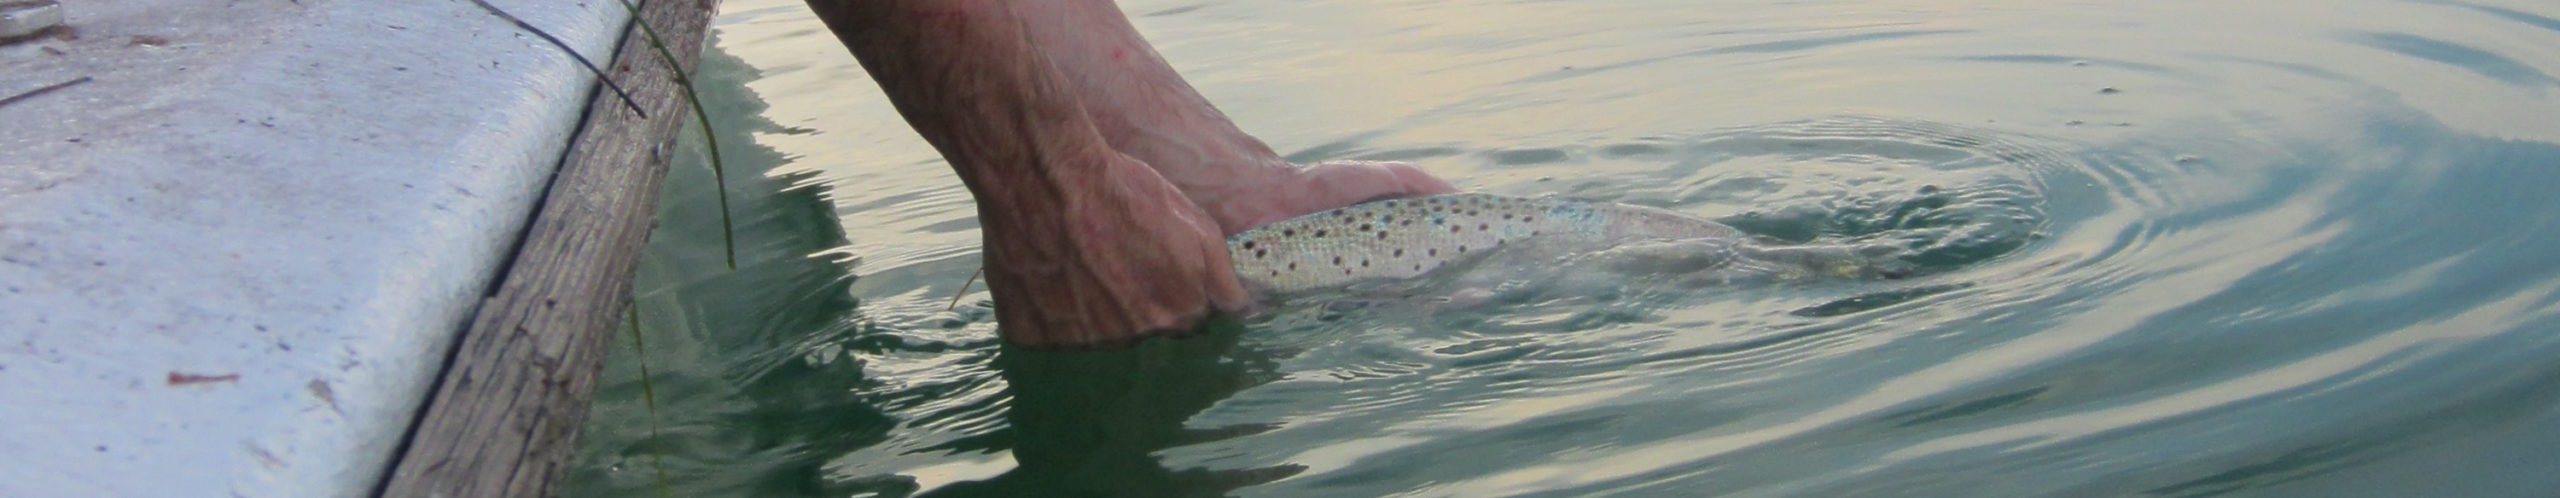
(806, 0), (1456, 346)
(1229, 193), (1906, 296)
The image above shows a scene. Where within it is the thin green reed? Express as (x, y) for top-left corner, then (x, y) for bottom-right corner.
(615, 0), (739, 270)
(468, 0), (740, 269)
(607, 2), (714, 495)
(463, 0), (736, 493)
(625, 303), (672, 498)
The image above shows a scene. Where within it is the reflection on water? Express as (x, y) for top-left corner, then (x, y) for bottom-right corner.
(568, 1), (2560, 497)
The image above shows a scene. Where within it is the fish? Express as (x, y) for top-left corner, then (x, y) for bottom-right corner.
(1227, 193), (1905, 295)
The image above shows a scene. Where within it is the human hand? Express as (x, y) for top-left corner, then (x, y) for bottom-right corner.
(1182, 159), (1460, 236)
(977, 150), (1256, 348)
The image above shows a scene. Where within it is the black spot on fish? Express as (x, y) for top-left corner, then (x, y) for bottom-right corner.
(1394, 249), (1404, 257)
(1467, 210), (1479, 216)
(1289, 262), (1298, 270)
(1345, 269), (1352, 275)
(1358, 223), (1370, 231)
(1283, 229), (1296, 236)
(1450, 225), (1461, 233)
(1478, 223), (1489, 231)
(1429, 249), (1439, 256)
(1460, 245), (1468, 253)
(1523, 216), (1534, 222)
(1333, 256), (1343, 266)
(1255, 249), (1267, 258)
(1377, 231), (1388, 239)
(1403, 220), (1414, 226)
(1361, 259), (1370, 267)
(1243, 240), (1256, 249)
(1270, 270), (1279, 277)
(1381, 215), (1393, 223)
(1503, 214), (1514, 220)
(1413, 263), (1423, 271)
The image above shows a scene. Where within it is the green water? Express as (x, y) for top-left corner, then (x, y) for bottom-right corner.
(564, 0), (2560, 496)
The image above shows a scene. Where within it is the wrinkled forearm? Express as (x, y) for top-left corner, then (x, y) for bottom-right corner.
(1005, 1), (1290, 188)
(805, 0), (1254, 347)
(803, 0), (1112, 231)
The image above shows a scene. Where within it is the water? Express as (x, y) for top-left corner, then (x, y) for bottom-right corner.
(563, 0), (2560, 496)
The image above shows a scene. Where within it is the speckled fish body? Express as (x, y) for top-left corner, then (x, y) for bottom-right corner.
(1227, 193), (1747, 294)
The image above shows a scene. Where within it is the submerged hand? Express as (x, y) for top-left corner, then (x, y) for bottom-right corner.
(978, 152), (1255, 347)
(992, 1), (1459, 236)
(812, 0), (1449, 346)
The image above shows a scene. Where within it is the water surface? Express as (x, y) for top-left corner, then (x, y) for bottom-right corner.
(566, 0), (2560, 496)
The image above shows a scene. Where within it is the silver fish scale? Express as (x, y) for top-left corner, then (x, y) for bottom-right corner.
(1229, 193), (1742, 294)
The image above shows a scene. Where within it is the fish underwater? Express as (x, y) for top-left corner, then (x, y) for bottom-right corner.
(1227, 193), (1913, 298)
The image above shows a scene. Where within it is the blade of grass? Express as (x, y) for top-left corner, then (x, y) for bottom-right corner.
(946, 267), (982, 311)
(465, 0), (646, 118)
(0, 76), (91, 109)
(625, 303), (672, 498)
(614, 0), (737, 270)
(464, 0), (738, 269)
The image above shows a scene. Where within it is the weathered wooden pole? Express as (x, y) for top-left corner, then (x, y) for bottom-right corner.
(377, 0), (720, 496)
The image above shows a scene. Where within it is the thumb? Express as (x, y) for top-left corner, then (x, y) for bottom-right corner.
(1298, 160), (1461, 205)
(1224, 160), (1460, 232)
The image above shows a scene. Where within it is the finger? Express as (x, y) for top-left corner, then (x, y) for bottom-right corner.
(1153, 189), (1251, 323)
(1167, 198), (1255, 313)
(1200, 235), (1254, 313)
(1298, 160), (1458, 206)
(1209, 161), (1456, 234)
(1364, 160), (1460, 196)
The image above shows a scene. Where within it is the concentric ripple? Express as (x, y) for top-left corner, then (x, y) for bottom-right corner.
(563, 1), (2560, 497)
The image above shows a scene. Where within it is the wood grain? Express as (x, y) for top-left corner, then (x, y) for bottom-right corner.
(378, 0), (719, 495)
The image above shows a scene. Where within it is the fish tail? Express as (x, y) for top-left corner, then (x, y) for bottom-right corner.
(1731, 243), (1918, 281)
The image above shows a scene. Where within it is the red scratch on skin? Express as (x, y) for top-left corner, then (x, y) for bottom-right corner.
(168, 372), (241, 386)
(1113, 47), (1127, 61)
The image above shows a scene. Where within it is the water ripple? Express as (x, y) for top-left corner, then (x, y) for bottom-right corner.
(567, 1), (2560, 497)
(2345, 32), (2559, 87)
